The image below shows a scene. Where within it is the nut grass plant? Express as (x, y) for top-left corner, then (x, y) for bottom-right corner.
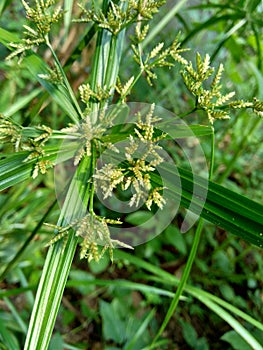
(0, 0), (263, 349)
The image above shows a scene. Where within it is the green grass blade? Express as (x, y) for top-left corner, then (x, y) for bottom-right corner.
(0, 153), (35, 190)
(0, 144), (75, 191)
(0, 27), (19, 46)
(161, 123), (213, 138)
(1, 89), (42, 117)
(115, 251), (263, 334)
(189, 288), (263, 334)
(182, 14), (244, 46)
(74, 271), (263, 335)
(3, 297), (27, 334)
(0, 199), (57, 282)
(67, 279), (178, 299)
(196, 296), (263, 350)
(125, 309), (156, 350)
(0, 322), (20, 350)
(23, 54), (80, 124)
(0, 29), (81, 123)
(63, 24), (96, 70)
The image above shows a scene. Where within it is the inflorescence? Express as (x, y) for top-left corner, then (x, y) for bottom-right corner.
(3, 0), (263, 262)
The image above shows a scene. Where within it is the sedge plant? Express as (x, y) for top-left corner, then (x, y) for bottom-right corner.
(0, 0), (263, 349)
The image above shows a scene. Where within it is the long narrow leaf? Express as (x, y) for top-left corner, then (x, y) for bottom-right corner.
(24, 156), (91, 350)
(0, 27), (19, 46)
(1, 89), (42, 117)
(196, 296), (263, 350)
(23, 54), (80, 124)
(115, 251), (263, 334)
(153, 165), (263, 247)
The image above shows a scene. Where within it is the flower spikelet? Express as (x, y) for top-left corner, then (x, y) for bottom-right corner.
(0, 117), (21, 146)
(252, 98), (263, 117)
(94, 104), (167, 210)
(181, 53), (236, 123)
(7, 0), (63, 60)
(94, 164), (125, 199)
(75, 214), (132, 262)
(145, 187), (166, 210)
(76, 0), (165, 35)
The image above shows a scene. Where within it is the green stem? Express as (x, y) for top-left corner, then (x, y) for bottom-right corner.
(88, 142), (97, 214)
(24, 157), (92, 350)
(251, 22), (262, 71)
(178, 107), (198, 118)
(151, 219), (204, 347)
(150, 128), (215, 347)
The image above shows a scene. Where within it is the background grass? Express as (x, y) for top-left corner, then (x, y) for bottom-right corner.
(0, 1), (263, 349)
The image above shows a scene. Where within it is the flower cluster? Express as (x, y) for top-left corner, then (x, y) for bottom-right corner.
(6, 0), (63, 61)
(61, 103), (118, 166)
(132, 31), (188, 85)
(76, 0), (166, 36)
(62, 117), (106, 166)
(79, 83), (112, 105)
(0, 116), (54, 178)
(94, 104), (166, 210)
(22, 125), (54, 178)
(0, 116), (21, 150)
(181, 53), (236, 123)
(38, 63), (63, 85)
(45, 213), (133, 262)
(230, 98), (263, 118)
(181, 53), (263, 123)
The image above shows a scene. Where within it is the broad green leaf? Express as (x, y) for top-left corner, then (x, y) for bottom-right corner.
(48, 333), (64, 350)
(125, 309), (156, 350)
(100, 300), (126, 343)
(221, 331), (253, 350)
(180, 320), (199, 348)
